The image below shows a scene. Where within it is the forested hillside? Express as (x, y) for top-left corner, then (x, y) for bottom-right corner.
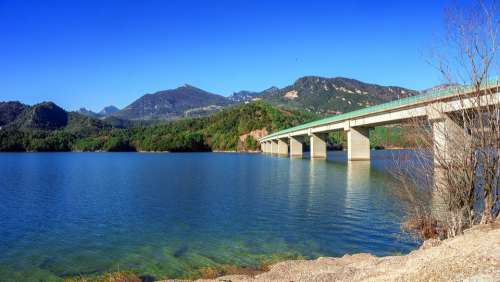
(0, 101), (317, 152)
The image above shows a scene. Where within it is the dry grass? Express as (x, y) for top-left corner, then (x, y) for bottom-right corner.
(402, 215), (443, 240)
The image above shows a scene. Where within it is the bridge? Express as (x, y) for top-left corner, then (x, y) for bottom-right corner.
(259, 78), (500, 160)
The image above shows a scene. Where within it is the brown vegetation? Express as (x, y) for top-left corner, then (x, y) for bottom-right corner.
(394, 0), (500, 240)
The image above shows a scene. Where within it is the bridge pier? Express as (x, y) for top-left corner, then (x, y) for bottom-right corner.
(289, 136), (303, 157)
(346, 126), (371, 161)
(270, 140), (278, 154)
(431, 119), (466, 164)
(428, 104), (471, 165)
(263, 141), (270, 153)
(277, 139), (289, 156)
(309, 133), (327, 159)
(428, 106), (470, 221)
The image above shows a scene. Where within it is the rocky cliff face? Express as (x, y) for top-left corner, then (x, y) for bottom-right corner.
(238, 128), (268, 151)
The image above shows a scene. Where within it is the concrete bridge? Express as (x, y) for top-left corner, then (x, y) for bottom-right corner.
(259, 79), (500, 160)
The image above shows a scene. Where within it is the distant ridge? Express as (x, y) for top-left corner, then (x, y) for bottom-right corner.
(228, 90), (262, 103)
(78, 105), (120, 119)
(74, 76), (419, 120)
(77, 107), (100, 118)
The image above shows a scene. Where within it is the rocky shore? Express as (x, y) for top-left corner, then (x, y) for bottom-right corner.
(162, 223), (500, 282)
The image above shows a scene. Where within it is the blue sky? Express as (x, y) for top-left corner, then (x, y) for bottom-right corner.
(0, 0), (449, 111)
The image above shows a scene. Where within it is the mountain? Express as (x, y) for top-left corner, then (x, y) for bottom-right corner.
(5, 76), (418, 124)
(2, 101), (110, 132)
(0, 101), (28, 126)
(0, 101), (113, 151)
(12, 102), (69, 130)
(103, 76), (416, 120)
(112, 84), (231, 120)
(261, 76), (418, 115)
(99, 105), (119, 117)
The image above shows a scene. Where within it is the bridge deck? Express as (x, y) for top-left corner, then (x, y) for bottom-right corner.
(260, 78), (500, 142)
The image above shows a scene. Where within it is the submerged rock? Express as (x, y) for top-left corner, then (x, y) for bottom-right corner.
(173, 245), (189, 258)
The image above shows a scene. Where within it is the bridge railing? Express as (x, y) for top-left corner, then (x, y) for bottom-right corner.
(260, 77), (500, 141)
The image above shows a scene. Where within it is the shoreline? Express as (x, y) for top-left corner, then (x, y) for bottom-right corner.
(159, 223), (500, 282)
(0, 148), (412, 153)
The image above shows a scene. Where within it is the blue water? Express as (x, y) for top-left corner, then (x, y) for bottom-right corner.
(0, 151), (417, 281)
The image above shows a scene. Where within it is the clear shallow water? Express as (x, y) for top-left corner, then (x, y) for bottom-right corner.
(0, 151), (417, 281)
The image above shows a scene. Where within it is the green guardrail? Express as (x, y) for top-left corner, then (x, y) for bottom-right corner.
(261, 77), (500, 141)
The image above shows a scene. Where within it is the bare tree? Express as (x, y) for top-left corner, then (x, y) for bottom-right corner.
(394, 0), (500, 239)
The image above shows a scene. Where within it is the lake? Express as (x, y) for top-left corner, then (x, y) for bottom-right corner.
(0, 151), (417, 281)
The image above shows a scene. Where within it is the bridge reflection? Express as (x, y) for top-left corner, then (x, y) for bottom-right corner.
(345, 161), (371, 211)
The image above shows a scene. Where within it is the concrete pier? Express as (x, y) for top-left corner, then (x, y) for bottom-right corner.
(430, 118), (467, 165)
(289, 136), (303, 157)
(346, 127), (371, 161)
(309, 133), (327, 159)
(277, 139), (288, 155)
(270, 140), (278, 154)
(428, 105), (472, 221)
(263, 142), (270, 153)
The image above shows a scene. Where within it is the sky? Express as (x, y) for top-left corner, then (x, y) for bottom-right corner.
(0, 0), (450, 111)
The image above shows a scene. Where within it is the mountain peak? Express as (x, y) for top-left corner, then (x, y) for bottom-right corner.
(99, 105), (119, 116)
(294, 76), (327, 84)
(179, 84), (197, 89)
(262, 86), (280, 93)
